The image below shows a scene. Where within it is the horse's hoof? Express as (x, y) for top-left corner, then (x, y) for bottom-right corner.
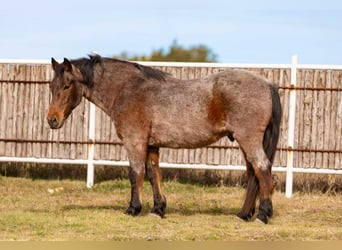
(151, 205), (166, 218)
(125, 205), (142, 217)
(236, 215), (248, 222)
(236, 212), (253, 222)
(237, 213), (248, 222)
(256, 214), (268, 224)
(150, 197), (166, 218)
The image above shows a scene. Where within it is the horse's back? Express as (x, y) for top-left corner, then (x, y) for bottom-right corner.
(146, 69), (273, 148)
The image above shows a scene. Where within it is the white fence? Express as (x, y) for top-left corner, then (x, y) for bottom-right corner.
(0, 55), (342, 198)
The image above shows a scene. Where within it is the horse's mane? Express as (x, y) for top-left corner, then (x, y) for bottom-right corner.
(71, 55), (102, 88)
(132, 62), (168, 82)
(71, 55), (168, 88)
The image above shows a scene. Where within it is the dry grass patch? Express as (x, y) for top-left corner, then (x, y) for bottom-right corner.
(0, 176), (341, 240)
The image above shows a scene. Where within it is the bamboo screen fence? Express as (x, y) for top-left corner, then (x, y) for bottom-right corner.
(0, 61), (341, 175)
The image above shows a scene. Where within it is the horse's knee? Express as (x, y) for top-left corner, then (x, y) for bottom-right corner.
(129, 165), (145, 183)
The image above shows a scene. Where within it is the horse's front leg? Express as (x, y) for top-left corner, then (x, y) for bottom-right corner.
(124, 141), (147, 217)
(146, 146), (166, 218)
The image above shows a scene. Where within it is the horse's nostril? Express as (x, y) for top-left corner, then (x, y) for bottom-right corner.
(48, 116), (58, 128)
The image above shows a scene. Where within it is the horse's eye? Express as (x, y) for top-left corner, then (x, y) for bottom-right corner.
(64, 85), (70, 90)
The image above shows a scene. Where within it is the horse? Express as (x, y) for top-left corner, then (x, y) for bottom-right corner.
(47, 55), (282, 224)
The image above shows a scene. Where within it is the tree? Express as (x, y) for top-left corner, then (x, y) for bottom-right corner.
(116, 40), (218, 62)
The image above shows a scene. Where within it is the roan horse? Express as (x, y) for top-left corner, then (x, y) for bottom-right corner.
(47, 55), (282, 224)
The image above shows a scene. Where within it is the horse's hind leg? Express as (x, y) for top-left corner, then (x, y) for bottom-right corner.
(237, 162), (259, 221)
(237, 134), (274, 224)
(145, 146), (167, 218)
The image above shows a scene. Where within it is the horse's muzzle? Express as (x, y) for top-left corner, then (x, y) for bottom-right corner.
(47, 116), (62, 129)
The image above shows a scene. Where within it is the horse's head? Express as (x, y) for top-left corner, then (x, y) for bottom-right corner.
(47, 58), (84, 129)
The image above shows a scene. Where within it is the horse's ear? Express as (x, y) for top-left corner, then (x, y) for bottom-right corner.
(63, 58), (72, 72)
(51, 58), (59, 71)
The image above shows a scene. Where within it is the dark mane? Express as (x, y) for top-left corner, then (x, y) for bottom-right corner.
(71, 55), (102, 88)
(133, 63), (168, 82)
(106, 58), (169, 82)
(71, 55), (169, 88)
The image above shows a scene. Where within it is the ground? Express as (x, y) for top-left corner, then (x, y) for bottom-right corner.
(0, 177), (341, 240)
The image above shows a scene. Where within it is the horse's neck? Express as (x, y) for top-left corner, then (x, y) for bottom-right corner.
(83, 62), (143, 116)
(82, 75), (121, 117)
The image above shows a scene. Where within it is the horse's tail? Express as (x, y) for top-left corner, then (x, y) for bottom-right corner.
(263, 84), (282, 165)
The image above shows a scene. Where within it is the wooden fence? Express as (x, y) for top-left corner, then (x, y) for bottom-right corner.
(0, 58), (341, 196)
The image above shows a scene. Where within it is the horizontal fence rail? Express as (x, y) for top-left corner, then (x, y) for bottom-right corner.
(1, 138), (342, 153)
(0, 55), (342, 197)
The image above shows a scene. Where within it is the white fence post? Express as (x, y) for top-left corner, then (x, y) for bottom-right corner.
(87, 103), (96, 188)
(285, 54), (298, 198)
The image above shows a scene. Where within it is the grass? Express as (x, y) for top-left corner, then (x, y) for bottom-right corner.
(0, 176), (341, 241)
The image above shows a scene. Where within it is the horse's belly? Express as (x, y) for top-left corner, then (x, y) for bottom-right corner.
(148, 121), (224, 148)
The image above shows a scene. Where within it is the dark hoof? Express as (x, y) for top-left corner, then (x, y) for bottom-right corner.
(237, 207), (255, 222)
(151, 204), (166, 218)
(125, 205), (142, 217)
(151, 207), (165, 218)
(256, 214), (268, 224)
(237, 212), (253, 222)
(151, 198), (167, 218)
(255, 217), (268, 224)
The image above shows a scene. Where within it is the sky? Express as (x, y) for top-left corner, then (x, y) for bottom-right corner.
(1, 0), (342, 65)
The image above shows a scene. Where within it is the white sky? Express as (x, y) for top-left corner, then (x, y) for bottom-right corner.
(1, 0), (342, 64)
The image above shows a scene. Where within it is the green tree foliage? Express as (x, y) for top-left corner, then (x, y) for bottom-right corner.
(116, 40), (218, 62)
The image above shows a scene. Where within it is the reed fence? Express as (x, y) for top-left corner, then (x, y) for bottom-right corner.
(0, 56), (341, 197)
